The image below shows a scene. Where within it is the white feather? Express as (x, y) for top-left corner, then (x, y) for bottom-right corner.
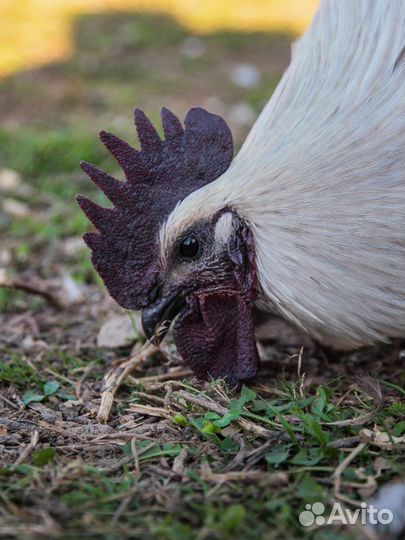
(160, 0), (405, 348)
(214, 212), (235, 244)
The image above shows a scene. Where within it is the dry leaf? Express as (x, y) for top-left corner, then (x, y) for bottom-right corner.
(97, 314), (143, 348)
(2, 198), (30, 217)
(0, 169), (21, 191)
(172, 448), (188, 476)
(373, 457), (391, 475)
(361, 426), (405, 445)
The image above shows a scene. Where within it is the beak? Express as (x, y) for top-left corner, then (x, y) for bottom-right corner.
(142, 292), (186, 345)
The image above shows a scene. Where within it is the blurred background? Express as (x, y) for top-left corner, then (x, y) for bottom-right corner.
(0, 0), (317, 304)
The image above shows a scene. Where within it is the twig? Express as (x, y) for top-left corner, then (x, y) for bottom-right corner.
(332, 441), (367, 497)
(297, 346), (305, 399)
(245, 437), (285, 469)
(325, 411), (378, 427)
(111, 485), (138, 525)
(130, 436), (140, 476)
(334, 491), (367, 508)
(163, 384), (173, 408)
(14, 429), (39, 466)
(0, 270), (62, 309)
(45, 368), (75, 386)
(159, 341), (182, 364)
(328, 436), (361, 448)
(172, 447), (188, 476)
(129, 368), (192, 384)
(91, 432), (155, 441)
(37, 420), (89, 441)
(201, 462), (288, 486)
(75, 364), (95, 400)
(319, 476), (377, 491)
(221, 434), (246, 472)
(128, 403), (171, 419)
(97, 342), (157, 422)
(56, 443), (122, 452)
(98, 439), (154, 475)
(325, 400), (383, 428)
(0, 393), (20, 410)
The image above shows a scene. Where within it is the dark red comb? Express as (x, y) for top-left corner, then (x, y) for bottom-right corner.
(77, 107), (233, 309)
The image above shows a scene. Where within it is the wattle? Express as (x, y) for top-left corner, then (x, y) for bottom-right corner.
(174, 292), (259, 385)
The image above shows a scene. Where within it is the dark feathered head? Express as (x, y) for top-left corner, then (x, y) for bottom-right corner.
(78, 107), (259, 385)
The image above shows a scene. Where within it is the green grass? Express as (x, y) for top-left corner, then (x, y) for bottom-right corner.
(0, 127), (113, 186)
(0, 373), (403, 540)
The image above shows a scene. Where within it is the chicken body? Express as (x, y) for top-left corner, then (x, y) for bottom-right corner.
(160, 0), (405, 348)
(80, 0), (405, 384)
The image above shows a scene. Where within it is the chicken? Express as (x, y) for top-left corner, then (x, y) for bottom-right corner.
(77, 0), (405, 385)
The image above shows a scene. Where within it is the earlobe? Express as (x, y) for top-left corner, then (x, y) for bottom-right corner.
(227, 222), (257, 296)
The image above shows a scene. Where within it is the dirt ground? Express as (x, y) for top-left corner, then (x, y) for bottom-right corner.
(0, 9), (404, 540)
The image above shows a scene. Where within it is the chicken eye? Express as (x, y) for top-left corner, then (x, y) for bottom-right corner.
(179, 235), (199, 259)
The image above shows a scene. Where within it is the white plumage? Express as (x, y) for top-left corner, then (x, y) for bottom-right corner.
(160, 0), (405, 348)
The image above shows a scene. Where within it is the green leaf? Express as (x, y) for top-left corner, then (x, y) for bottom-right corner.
(189, 417), (220, 442)
(202, 421), (220, 434)
(293, 396), (316, 411)
(291, 448), (323, 466)
(265, 446), (290, 467)
(204, 412), (221, 421)
(311, 388), (333, 420)
(186, 469), (203, 484)
(227, 385), (257, 413)
(139, 444), (183, 461)
(240, 385), (257, 404)
(297, 474), (325, 500)
(14, 464), (34, 474)
(22, 391), (44, 405)
(0, 466), (12, 477)
(220, 504), (246, 533)
(302, 413), (330, 445)
(212, 409), (241, 428)
(204, 404), (244, 429)
(266, 403), (299, 445)
(32, 447), (56, 466)
(379, 380), (405, 396)
(388, 401), (405, 417)
(313, 387), (328, 412)
(173, 414), (189, 427)
(393, 420), (405, 436)
(43, 380), (60, 396)
(60, 393), (76, 401)
(219, 436), (240, 454)
(265, 498), (285, 511)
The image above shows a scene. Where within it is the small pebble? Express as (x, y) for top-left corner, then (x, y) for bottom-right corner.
(0, 169), (21, 191)
(180, 37), (206, 59)
(229, 102), (256, 127)
(230, 63), (261, 88)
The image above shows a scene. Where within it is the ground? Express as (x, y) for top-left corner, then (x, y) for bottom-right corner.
(0, 10), (404, 540)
